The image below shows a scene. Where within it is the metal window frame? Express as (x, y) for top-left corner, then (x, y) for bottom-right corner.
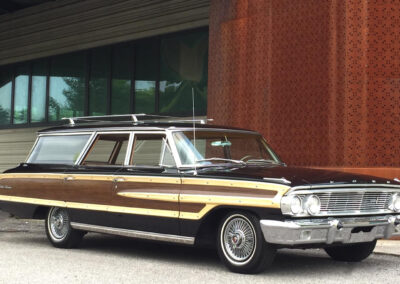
(77, 131), (133, 167)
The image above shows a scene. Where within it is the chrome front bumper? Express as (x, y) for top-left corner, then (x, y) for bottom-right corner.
(260, 215), (400, 246)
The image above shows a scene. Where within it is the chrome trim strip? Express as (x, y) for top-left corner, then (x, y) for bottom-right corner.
(290, 183), (400, 192)
(166, 129), (183, 168)
(70, 222), (195, 245)
(263, 177), (291, 185)
(75, 132), (96, 165)
(288, 187), (400, 195)
(25, 136), (39, 163)
(124, 132), (135, 166)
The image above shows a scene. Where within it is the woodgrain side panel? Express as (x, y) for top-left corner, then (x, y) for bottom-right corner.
(0, 173), (285, 220)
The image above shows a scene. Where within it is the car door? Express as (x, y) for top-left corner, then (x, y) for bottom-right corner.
(111, 132), (180, 235)
(64, 132), (130, 226)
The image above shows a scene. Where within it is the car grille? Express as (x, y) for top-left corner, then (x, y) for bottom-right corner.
(298, 191), (393, 215)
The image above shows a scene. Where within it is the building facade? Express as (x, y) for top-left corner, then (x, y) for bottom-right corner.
(0, 0), (400, 179)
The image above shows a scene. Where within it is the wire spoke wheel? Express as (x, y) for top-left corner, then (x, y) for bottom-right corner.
(222, 215), (256, 264)
(48, 207), (70, 240)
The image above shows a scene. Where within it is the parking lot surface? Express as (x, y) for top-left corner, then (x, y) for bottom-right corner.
(0, 211), (399, 284)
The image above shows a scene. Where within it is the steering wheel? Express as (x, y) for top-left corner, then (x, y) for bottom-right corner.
(240, 155), (254, 161)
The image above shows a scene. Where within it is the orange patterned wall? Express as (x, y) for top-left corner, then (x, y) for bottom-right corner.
(208, 0), (400, 177)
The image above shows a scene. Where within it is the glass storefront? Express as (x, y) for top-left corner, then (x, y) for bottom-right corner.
(0, 28), (208, 127)
(49, 52), (86, 121)
(159, 30), (208, 116)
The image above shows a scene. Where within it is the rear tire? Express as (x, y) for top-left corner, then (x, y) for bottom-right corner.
(45, 207), (84, 248)
(324, 240), (377, 262)
(217, 211), (276, 274)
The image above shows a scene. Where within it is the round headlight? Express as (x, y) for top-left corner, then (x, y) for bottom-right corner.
(289, 196), (303, 215)
(304, 195), (321, 215)
(389, 193), (400, 212)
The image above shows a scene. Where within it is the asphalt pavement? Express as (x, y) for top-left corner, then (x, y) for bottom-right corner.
(0, 210), (399, 284)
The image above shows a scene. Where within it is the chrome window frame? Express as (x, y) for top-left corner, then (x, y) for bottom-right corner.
(76, 131), (133, 167)
(25, 128), (275, 170)
(127, 130), (179, 168)
(26, 132), (95, 165)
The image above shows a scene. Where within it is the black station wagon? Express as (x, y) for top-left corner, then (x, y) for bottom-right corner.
(0, 114), (399, 274)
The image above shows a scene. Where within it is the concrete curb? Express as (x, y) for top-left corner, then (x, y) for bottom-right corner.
(374, 240), (400, 256)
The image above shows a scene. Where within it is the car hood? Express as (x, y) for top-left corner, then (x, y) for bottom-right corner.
(193, 165), (396, 187)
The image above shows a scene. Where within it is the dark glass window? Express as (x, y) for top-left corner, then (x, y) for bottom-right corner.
(14, 64), (30, 124)
(49, 52), (85, 121)
(82, 133), (130, 166)
(135, 39), (157, 114)
(159, 30), (208, 115)
(112, 44), (132, 114)
(89, 48), (109, 116)
(130, 134), (174, 167)
(31, 60), (47, 123)
(0, 68), (12, 125)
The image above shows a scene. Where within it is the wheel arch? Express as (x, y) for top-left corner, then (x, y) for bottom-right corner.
(32, 206), (50, 219)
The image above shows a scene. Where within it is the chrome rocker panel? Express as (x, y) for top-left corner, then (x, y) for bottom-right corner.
(71, 222), (195, 245)
(260, 215), (400, 246)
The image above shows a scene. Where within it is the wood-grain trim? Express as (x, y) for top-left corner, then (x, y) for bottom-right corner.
(0, 194), (179, 219)
(0, 173), (286, 219)
(117, 191), (178, 202)
(180, 194), (279, 208)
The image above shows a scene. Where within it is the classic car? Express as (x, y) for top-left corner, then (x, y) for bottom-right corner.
(0, 114), (399, 274)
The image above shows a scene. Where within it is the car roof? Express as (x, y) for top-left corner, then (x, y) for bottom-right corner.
(38, 121), (258, 134)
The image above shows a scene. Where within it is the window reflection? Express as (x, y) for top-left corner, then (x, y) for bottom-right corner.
(49, 52), (85, 121)
(135, 39), (157, 113)
(0, 28), (209, 127)
(0, 68), (12, 125)
(14, 65), (29, 124)
(112, 44), (132, 114)
(31, 60), (47, 123)
(89, 48), (109, 116)
(159, 30), (208, 115)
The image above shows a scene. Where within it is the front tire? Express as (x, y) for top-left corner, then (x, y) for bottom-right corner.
(45, 207), (84, 248)
(217, 212), (276, 274)
(324, 240), (377, 262)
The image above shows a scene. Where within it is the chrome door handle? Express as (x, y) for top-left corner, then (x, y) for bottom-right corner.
(64, 176), (75, 181)
(113, 178), (125, 182)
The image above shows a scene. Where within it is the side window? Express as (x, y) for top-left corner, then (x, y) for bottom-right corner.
(82, 133), (130, 166)
(130, 134), (175, 167)
(28, 134), (91, 164)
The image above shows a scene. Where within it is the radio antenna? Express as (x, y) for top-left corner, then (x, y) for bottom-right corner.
(192, 87), (197, 175)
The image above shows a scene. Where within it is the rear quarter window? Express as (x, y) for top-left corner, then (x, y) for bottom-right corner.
(27, 134), (91, 164)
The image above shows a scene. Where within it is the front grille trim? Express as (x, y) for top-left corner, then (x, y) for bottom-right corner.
(289, 187), (400, 217)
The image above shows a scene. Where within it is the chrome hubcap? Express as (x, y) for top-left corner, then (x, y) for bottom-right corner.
(223, 217), (255, 263)
(49, 208), (69, 240)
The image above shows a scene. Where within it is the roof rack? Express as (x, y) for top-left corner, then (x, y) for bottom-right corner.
(62, 114), (213, 125)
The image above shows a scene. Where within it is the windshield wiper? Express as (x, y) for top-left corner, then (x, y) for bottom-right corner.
(195, 158), (246, 166)
(245, 159), (285, 166)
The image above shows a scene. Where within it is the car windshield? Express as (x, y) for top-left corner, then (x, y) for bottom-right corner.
(172, 130), (281, 167)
